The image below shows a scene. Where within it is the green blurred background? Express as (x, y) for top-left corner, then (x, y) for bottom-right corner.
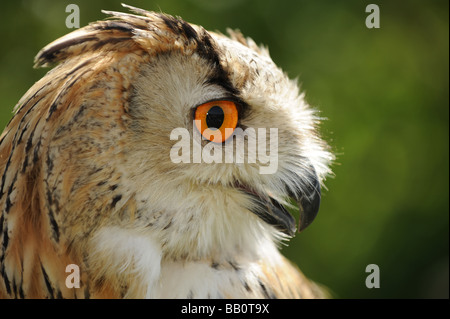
(0, 0), (448, 298)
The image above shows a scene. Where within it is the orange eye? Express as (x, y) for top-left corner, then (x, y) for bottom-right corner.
(194, 100), (238, 143)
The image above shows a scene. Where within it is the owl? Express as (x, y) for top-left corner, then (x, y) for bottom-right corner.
(0, 4), (333, 298)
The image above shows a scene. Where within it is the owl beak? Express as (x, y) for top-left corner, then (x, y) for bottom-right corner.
(238, 164), (321, 236)
(291, 167), (321, 232)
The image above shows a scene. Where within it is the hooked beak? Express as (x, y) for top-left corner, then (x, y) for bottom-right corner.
(291, 166), (321, 232)
(237, 164), (321, 236)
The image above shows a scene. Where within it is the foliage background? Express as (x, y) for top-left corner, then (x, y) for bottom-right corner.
(0, 0), (448, 298)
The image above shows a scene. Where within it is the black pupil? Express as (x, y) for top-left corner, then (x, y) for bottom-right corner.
(206, 106), (224, 130)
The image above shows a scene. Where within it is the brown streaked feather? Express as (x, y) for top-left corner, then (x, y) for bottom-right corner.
(0, 10), (152, 299)
(258, 256), (328, 298)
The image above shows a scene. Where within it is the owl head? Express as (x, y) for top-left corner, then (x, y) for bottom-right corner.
(6, 4), (333, 266)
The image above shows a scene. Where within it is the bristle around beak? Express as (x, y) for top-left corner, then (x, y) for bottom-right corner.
(238, 163), (321, 236)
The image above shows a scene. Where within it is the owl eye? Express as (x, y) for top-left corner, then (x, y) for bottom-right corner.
(194, 100), (238, 143)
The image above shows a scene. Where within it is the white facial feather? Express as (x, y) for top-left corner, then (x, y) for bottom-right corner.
(89, 226), (162, 298)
